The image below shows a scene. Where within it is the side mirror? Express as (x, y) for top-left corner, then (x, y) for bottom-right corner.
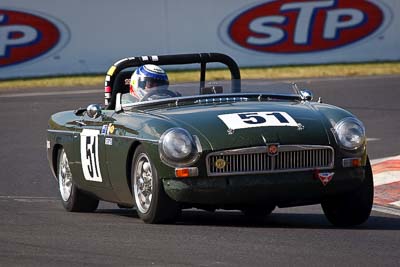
(300, 89), (314, 101)
(86, 104), (102, 118)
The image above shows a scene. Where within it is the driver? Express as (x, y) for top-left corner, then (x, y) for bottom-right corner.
(129, 64), (170, 101)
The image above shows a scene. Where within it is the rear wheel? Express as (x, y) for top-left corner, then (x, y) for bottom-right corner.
(321, 158), (373, 227)
(132, 145), (180, 224)
(57, 148), (99, 212)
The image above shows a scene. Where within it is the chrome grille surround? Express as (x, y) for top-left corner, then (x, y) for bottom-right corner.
(206, 145), (334, 176)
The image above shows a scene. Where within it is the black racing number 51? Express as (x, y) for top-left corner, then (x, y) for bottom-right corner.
(239, 112), (290, 125)
(85, 136), (99, 178)
(238, 113), (266, 124)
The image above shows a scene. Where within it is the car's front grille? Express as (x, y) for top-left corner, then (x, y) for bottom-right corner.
(206, 145), (334, 176)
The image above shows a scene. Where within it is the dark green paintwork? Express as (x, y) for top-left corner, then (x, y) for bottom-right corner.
(149, 101), (333, 149)
(163, 167), (366, 206)
(47, 97), (367, 208)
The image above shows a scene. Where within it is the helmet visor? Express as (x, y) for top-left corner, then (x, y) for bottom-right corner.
(138, 76), (169, 90)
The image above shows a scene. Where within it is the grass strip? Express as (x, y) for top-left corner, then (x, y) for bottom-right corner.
(0, 61), (399, 89)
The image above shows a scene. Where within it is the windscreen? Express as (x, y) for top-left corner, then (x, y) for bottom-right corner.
(122, 80), (302, 106)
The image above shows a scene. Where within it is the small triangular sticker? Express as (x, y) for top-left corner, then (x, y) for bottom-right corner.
(318, 172), (334, 186)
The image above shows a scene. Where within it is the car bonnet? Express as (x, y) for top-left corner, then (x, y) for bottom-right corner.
(147, 101), (332, 151)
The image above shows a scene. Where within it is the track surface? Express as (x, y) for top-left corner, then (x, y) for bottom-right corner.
(0, 76), (399, 266)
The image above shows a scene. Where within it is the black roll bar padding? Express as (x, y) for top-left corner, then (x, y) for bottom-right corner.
(104, 53), (241, 109)
(200, 61), (206, 91)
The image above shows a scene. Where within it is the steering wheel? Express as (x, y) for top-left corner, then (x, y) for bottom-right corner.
(141, 88), (178, 101)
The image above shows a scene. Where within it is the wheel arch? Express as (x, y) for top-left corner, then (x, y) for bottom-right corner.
(52, 144), (64, 179)
(126, 141), (142, 193)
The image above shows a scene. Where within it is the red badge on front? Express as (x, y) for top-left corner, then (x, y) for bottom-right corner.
(318, 172), (335, 186)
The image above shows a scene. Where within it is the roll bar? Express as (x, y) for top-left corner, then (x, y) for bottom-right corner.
(104, 53), (241, 109)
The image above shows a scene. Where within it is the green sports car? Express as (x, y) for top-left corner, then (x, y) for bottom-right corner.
(46, 53), (373, 225)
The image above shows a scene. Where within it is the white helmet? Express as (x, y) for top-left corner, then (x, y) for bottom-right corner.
(129, 64), (169, 100)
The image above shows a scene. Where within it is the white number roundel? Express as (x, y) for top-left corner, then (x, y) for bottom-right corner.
(80, 129), (103, 182)
(218, 111), (298, 130)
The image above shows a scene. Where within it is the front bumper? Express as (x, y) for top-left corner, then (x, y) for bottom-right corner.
(162, 167), (366, 208)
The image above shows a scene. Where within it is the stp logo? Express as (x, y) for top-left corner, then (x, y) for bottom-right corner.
(0, 9), (69, 67)
(219, 0), (390, 53)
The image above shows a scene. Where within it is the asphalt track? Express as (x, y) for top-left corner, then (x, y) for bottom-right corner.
(0, 76), (399, 266)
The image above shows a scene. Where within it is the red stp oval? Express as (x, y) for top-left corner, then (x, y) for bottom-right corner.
(0, 9), (63, 67)
(226, 0), (385, 53)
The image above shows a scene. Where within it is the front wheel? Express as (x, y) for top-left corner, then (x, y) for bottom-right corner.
(132, 145), (180, 224)
(57, 148), (99, 212)
(321, 158), (374, 227)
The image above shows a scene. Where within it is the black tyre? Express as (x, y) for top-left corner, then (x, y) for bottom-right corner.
(57, 148), (99, 212)
(132, 145), (180, 224)
(321, 158), (374, 227)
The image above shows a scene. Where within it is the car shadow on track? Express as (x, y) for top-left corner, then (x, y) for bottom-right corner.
(96, 208), (400, 230)
(177, 210), (400, 230)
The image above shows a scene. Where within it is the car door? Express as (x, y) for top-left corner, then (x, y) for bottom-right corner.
(73, 107), (114, 189)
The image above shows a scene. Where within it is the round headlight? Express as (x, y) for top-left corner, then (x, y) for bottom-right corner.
(334, 117), (366, 150)
(159, 128), (200, 167)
